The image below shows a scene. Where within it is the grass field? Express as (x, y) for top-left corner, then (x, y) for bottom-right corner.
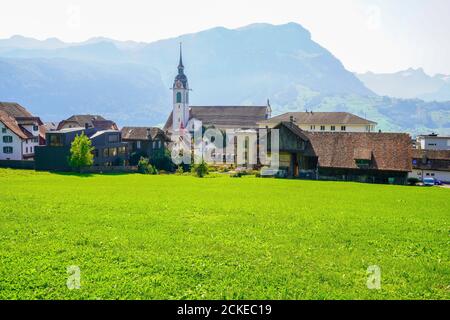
(0, 168), (449, 300)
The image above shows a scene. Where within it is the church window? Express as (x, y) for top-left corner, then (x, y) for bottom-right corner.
(176, 92), (182, 103)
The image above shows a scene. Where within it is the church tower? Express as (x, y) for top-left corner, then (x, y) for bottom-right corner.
(172, 43), (190, 131)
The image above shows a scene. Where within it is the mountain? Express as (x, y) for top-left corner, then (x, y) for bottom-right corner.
(357, 68), (450, 102)
(0, 23), (449, 135)
(0, 58), (170, 125)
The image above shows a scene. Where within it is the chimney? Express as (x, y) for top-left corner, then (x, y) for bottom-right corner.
(85, 123), (89, 129)
(147, 128), (151, 139)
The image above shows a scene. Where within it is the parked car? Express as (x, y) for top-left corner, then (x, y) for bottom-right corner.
(423, 177), (435, 186)
(434, 179), (443, 186)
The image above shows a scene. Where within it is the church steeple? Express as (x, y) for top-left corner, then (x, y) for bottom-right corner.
(172, 44), (190, 131)
(178, 42), (184, 74)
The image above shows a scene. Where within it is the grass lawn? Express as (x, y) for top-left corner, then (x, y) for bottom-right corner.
(0, 168), (449, 300)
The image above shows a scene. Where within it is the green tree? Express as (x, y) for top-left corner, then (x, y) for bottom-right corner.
(192, 159), (209, 178)
(150, 149), (175, 172)
(69, 133), (94, 171)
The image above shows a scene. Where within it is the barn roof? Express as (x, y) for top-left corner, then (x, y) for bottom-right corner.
(305, 132), (412, 172)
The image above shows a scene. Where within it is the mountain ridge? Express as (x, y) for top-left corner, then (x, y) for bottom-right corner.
(0, 22), (449, 135)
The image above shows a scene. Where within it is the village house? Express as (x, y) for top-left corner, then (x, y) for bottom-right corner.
(35, 126), (128, 171)
(409, 149), (450, 183)
(259, 111), (377, 132)
(57, 115), (118, 131)
(121, 127), (171, 163)
(0, 102), (45, 161)
(415, 133), (450, 151)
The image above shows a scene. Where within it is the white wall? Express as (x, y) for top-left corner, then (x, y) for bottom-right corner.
(417, 136), (450, 150)
(297, 124), (375, 133)
(408, 169), (450, 183)
(21, 124), (40, 156)
(0, 121), (23, 160)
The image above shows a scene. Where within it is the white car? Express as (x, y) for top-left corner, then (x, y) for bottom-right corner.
(423, 178), (435, 186)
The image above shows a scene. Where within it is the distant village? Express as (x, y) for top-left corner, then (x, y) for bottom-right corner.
(0, 47), (449, 186)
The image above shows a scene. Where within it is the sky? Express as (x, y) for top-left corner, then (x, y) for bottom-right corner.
(0, 0), (449, 75)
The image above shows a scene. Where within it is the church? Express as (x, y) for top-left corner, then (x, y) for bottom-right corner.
(163, 45), (271, 132)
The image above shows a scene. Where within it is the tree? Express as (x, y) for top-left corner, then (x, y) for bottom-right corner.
(192, 159), (209, 178)
(150, 149), (175, 172)
(69, 133), (94, 171)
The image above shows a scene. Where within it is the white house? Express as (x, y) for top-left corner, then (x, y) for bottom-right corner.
(258, 111), (377, 133)
(409, 149), (450, 183)
(0, 102), (45, 161)
(416, 134), (450, 150)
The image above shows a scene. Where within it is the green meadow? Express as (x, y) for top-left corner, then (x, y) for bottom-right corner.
(0, 168), (448, 300)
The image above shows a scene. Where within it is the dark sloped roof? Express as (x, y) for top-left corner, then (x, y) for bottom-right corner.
(260, 112), (377, 125)
(164, 106), (268, 131)
(91, 120), (118, 130)
(305, 132), (412, 172)
(274, 121), (310, 141)
(121, 127), (170, 141)
(412, 149), (450, 160)
(411, 149), (450, 171)
(57, 114), (109, 130)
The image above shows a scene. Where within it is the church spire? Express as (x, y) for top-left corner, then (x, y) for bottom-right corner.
(178, 42), (184, 74)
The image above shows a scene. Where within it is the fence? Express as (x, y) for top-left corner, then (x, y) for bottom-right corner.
(0, 160), (35, 170)
(79, 166), (138, 174)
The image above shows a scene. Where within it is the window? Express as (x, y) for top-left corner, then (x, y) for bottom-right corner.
(30, 146), (33, 153)
(93, 149), (99, 158)
(355, 159), (370, 169)
(310, 125), (315, 130)
(3, 146), (13, 154)
(431, 173), (435, 176)
(158, 141), (162, 149)
(108, 134), (119, 143)
(1, 128), (6, 133)
(32, 137), (39, 143)
(136, 141), (141, 149)
(49, 134), (63, 146)
(118, 146), (126, 155)
(3, 136), (13, 143)
(26, 147), (28, 153)
(33, 125), (39, 131)
(341, 126), (346, 131)
(320, 125), (325, 131)
(103, 148), (109, 158)
(331, 126), (336, 131)
(109, 148), (117, 157)
(176, 92), (182, 103)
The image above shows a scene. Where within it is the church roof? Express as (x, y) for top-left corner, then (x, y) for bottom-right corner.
(164, 106), (269, 131)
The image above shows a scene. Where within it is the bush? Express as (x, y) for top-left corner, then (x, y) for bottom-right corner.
(137, 157), (157, 174)
(192, 160), (209, 178)
(407, 177), (420, 186)
(150, 149), (175, 172)
(175, 166), (184, 175)
(130, 151), (148, 166)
